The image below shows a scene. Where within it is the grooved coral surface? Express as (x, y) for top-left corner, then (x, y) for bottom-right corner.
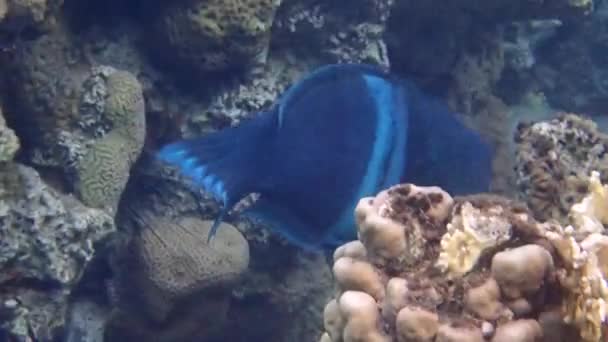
(108, 215), (249, 341)
(104, 70), (146, 145)
(75, 131), (133, 210)
(74, 67), (146, 212)
(138, 217), (249, 300)
(115, 216), (249, 322)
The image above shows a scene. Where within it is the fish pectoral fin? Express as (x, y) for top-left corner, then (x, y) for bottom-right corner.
(242, 198), (325, 250)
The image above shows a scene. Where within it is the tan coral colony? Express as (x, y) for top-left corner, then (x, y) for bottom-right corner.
(321, 172), (608, 342)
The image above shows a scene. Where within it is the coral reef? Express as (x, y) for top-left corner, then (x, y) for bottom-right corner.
(515, 113), (608, 222)
(443, 38), (515, 195)
(8, 26), (146, 213)
(73, 67), (146, 212)
(106, 215), (249, 341)
(273, 0), (393, 67)
(0, 106), (19, 162)
(0, 164), (115, 340)
(226, 249), (334, 341)
(149, 0), (282, 74)
(321, 174), (608, 342)
(7, 24), (90, 148)
(0, 0), (63, 33)
(385, 0), (596, 198)
(500, 20), (563, 75)
(184, 57), (306, 132)
(527, 0), (608, 117)
(388, 0), (591, 85)
(63, 299), (110, 342)
(0, 0), (606, 340)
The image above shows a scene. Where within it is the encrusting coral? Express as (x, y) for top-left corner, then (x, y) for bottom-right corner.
(320, 171), (608, 342)
(150, 0), (282, 73)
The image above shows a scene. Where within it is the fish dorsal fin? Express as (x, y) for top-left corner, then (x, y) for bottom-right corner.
(277, 64), (392, 128)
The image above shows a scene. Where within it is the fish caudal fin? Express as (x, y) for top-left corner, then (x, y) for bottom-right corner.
(157, 112), (276, 240)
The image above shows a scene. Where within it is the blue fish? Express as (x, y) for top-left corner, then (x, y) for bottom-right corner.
(157, 64), (494, 250)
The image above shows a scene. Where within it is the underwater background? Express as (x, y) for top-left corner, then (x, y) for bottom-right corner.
(0, 0), (608, 341)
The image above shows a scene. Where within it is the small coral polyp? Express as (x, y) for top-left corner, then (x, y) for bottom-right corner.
(321, 173), (608, 342)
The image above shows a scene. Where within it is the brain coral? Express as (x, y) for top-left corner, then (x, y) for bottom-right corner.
(515, 113), (608, 223)
(108, 214), (249, 341)
(8, 26), (146, 214)
(74, 68), (146, 212)
(75, 131), (135, 210)
(321, 177), (608, 342)
(152, 0), (281, 73)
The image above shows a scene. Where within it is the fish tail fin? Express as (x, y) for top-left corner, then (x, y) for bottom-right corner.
(157, 112), (276, 239)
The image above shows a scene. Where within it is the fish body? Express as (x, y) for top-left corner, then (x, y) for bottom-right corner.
(158, 64), (493, 250)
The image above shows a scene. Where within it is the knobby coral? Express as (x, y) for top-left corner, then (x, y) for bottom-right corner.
(321, 171), (608, 342)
